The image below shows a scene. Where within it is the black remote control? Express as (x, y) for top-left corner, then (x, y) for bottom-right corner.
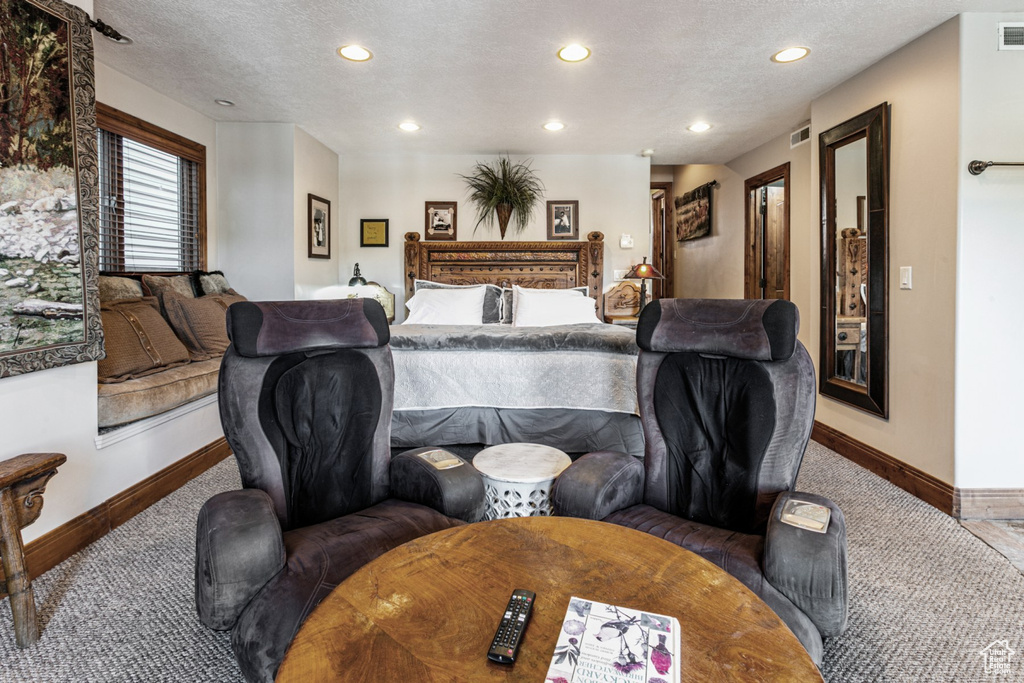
(487, 589), (535, 664)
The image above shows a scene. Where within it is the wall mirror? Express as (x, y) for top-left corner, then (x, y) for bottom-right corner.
(819, 102), (889, 417)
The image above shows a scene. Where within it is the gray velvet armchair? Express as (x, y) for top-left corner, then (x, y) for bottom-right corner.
(552, 298), (848, 665)
(194, 299), (485, 682)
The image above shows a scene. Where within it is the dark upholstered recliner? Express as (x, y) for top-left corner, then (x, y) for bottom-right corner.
(552, 299), (848, 664)
(194, 299), (485, 682)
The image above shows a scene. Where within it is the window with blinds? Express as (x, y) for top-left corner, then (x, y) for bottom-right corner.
(96, 103), (206, 273)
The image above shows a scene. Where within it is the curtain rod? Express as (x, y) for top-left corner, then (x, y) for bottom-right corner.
(968, 160), (1024, 175)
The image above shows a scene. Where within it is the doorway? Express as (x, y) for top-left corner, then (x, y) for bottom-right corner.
(744, 163), (790, 300)
(650, 181), (673, 299)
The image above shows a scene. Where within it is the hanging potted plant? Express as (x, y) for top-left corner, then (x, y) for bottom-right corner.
(459, 155), (545, 239)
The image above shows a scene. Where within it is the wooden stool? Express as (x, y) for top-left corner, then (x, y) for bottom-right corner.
(0, 452), (66, 647)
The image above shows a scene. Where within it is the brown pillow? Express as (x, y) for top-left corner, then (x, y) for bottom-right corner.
(141, 274), (195, 314)
(98, 297), (191, 383)
(98, 275), (144, 302)
(163, 291), (247, 360)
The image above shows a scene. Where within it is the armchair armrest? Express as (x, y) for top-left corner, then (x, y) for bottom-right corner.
(390, 448), (486, 522)
(551, 451), (644, 520)
(764, 491), (848, 637)
(195, 489), (285, 631)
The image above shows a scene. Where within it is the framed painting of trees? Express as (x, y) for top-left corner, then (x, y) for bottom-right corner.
(0, 0), (103, 378)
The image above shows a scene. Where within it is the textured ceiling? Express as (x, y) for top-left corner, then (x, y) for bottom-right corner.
(93, 0), (1023, 164)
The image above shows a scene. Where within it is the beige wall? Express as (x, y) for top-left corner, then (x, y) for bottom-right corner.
(293, 127), (340, 297)
(337, 154), (652, 319)
(669, 19), (959, 485)
(670, 132), (813, 331)
(810, 18), (960, 484)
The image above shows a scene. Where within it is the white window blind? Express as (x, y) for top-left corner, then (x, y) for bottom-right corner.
(97, 129), (201, 272)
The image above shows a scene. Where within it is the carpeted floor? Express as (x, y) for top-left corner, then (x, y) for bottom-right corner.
(2, 442), (1023, 682)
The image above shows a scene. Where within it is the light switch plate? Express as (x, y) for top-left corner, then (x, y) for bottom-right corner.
(614, 269), (628, 281)
(619, 234), (634, 249)
(899, 266), (912, 290)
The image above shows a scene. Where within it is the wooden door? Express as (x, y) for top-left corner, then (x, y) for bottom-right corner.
(744, 164), (790, 300)
(650, 182), (673, 299)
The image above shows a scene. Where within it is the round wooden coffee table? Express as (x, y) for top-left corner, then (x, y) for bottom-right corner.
(276, 516), (822, 682)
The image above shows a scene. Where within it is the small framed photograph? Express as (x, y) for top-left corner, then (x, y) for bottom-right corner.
(308, 194), (331, 259)
(425, 201), (457, 241)
(547, 200), (579, 240)
(360, 219), (389, 247)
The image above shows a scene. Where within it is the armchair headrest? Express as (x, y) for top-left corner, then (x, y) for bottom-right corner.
(636, 299), (799, 361)
(227, 299), (390, 358)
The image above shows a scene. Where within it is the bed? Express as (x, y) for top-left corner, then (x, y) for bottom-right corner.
(391, 231), (643, 456)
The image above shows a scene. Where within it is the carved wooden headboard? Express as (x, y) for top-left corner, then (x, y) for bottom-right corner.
(403, 231), (605, 312)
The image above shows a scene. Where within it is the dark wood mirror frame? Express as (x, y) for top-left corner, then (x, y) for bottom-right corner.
(819, 102), (890, 418)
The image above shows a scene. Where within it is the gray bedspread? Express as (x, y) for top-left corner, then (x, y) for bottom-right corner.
(389, 323), (641, 451)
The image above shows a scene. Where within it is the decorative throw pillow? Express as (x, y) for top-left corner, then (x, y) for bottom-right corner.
(403, 287), (487, 325)
(511, 285), (599, 327)
(503, 285), (588, 325)
(98, 275), (144, 302)
(163, 291), (248, 360)
(97, 297), (191, 383)
(141, 273), (196, 315)
(190, 269), (233, 296)
(414, 280), (502, 324)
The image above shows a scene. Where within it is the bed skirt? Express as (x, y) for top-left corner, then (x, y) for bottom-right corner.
(391, 407), (644, 457)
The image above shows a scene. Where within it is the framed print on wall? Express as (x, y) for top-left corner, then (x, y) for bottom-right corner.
(360, 219), (389, 247)
(675, 181), (715, 241)
(0, 0), (104, 379)
(424, 201), (457, 241)
(308, 194), (331, 259)
(546, 200), (579, 240)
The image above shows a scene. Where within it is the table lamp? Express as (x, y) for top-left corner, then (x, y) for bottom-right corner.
(625, 256), (664, 315)
(348, 263), (367, 286)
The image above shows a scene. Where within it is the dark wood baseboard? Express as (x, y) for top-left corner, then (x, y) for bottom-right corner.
(1, 437), (230, 599)
(954, 489), (1024, 520)
(811, 421), (954, 515)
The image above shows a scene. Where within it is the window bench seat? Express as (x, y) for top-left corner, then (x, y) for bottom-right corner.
(98, 358), (221, 429)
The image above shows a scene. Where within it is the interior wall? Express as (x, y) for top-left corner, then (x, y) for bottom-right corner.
(337, 154), (651, 320)
(2, 23), (225, 543)
(811, 17), (960, 484)
(955, 12), (1024, 489)
(670, 164), (743, 299)
(216, 123), (295, 300)
(292, 127), (340, 297)
(671, 131), (813, 311)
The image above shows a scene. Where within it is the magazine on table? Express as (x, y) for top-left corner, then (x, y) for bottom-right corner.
(545, 597), (681, 683)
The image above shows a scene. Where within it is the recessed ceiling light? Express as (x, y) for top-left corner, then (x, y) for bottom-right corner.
(338, 44), (373, 62)
(771, 47), (810, 63)
(557, 44), (590, 62)
(543, 121), (565, 131)
(214, 99), (235, 107)
(688, 122), (712, 133)
(398, 122), (421, 132)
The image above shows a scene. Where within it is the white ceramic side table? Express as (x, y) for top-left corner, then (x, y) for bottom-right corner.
(472, 443), (572, 520)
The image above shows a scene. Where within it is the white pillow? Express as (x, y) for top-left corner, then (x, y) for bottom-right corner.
(403, 287), (487, 325)
(512, 285), (600, 327)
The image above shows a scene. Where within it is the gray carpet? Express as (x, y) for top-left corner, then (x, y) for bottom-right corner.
(2, 442), (1023, 682)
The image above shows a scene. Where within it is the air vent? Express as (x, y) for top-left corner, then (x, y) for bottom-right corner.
(790, 124), (810, 148)
(999, 22), (1024, 50)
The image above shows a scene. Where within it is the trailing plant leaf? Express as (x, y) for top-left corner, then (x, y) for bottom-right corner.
(458, 155), (545, 237)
